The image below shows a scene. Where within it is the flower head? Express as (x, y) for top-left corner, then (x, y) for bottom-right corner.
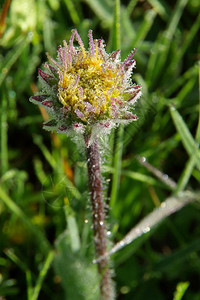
(30, 29), (141, 140)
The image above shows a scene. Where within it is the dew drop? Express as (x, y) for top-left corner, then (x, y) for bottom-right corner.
(106, 231), (111, 236)
(163, 174), (168, 180)
(143, 226), (150, 233)
(119, 241), (125, 247)
(141, 156), (146, 162)
(161, 202), (166, 208)
(84, 219), (89, 223)
(99, 221), (104, 226)
(120, 286), (130, 294)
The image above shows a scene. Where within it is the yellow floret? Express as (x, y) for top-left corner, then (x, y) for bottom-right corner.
(57, 50), (123, 121)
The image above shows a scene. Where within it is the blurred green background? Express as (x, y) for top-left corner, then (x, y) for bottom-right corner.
(0, 0), (200, 299)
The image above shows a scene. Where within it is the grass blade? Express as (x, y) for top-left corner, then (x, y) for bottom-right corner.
(0, 38), (28, 86)
(148, 0), (169, 20)
(112, 0), (120, 50)
(84, 0), (113, 25)
(110, 0), (123, 209)
(146, 0), (188, 87)
(0, 90), (8, 175)
(176, 156), (196, 192)
(196, 61), (200, 142)
(63, 0), (80, 25)
(170, 105), (200, 170)
(165, 64), (198, 98)
(32, 251), (54, 300)
(126, 0), (137, 16)
(131, 9), (156, 47)
(167, 13), (200, 78)
(26, 270), (33, 300)
(0, 185), (51, 254)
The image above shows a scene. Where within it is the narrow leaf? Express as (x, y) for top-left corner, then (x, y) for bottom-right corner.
(170, 106), (200, 170)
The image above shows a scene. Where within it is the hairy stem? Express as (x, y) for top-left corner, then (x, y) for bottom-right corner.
(86, 138), (113, 300)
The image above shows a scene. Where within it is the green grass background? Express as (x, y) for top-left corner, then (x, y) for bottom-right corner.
(0, 0), (200, 299)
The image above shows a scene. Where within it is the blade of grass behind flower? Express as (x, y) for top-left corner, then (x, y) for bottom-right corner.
(5, 249), (33, 300)
(5, 248), (28, 272)
(176, 76), (198, 103)
(31, 250), (54, 300)
(33, 135), (82, 202)
(43, 17), (55, 52)
(148, 0), (169, 20)
(0, 37), (28, 86)
(126, 0), (137, 17)
(0, 185), (51, 254)
(33, 135), (57, 169)
(146, 0), (188, 88)
(122, 169), (169, 189)
(166, 13), (200, 80)
(84, 0), (113, 25)
(110, 0), (124, 209)
(111, 0), (120, 51)
(0, 90), (8, 175)
(130, 9), (156, 48)
(176, 66), (200, 192)
(64, 204), (81, 252)
(197, 61), (200, 141)
(165, 64), (198, 98)
(63, 0), (80, 25)
(170, 105), (200, 170)
(26, 270), (33, 300)
(176, 156), (197, 192)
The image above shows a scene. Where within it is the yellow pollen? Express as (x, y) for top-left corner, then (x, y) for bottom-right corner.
(58, 50), (123, 121)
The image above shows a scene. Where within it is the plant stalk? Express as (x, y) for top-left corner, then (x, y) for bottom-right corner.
(86, 137), (113, 300)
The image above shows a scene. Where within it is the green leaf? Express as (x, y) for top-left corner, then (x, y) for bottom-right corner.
(54, 231), (100, 300)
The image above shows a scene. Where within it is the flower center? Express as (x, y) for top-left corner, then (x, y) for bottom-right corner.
(57, 51), (123, 121)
